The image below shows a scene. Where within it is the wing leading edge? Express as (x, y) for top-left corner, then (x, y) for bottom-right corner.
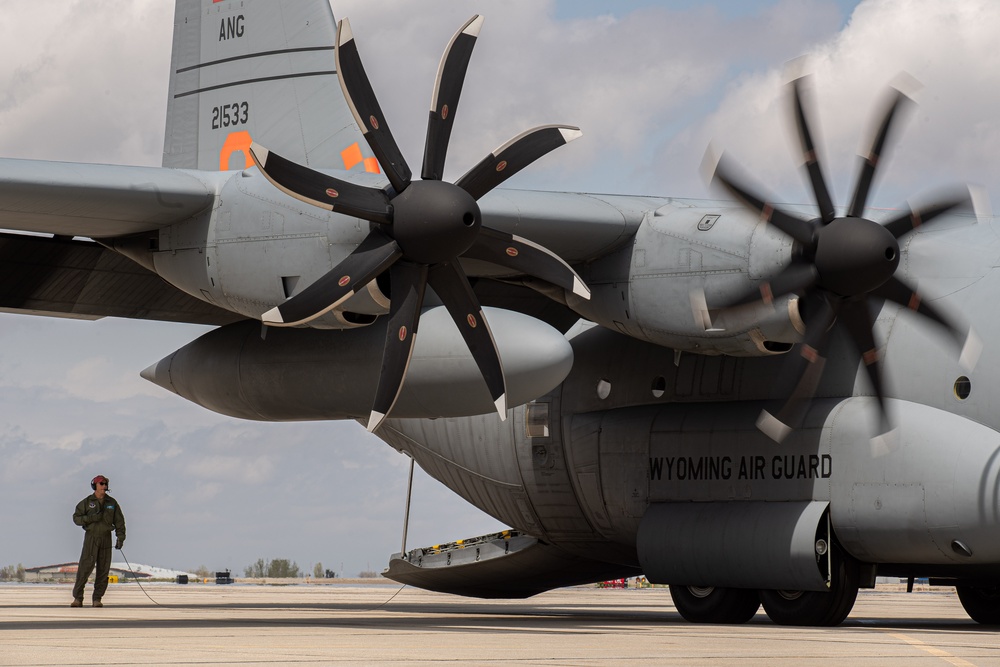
(0, 158), (220, 239)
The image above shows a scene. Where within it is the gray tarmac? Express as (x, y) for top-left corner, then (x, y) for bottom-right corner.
(2, 583), (999, 665)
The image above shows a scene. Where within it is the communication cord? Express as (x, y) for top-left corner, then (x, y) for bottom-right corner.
(118, 547), (167, 607)
(364, 583), (407, 611)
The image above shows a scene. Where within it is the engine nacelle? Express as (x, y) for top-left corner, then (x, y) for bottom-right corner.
(113, 169), (391, 329)
(572, 200), (805, 356)
(142, 306), (573, 421)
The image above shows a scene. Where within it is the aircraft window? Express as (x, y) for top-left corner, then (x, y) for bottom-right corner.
(597, 379), (612, 400)
(526, 402), (550, 438)
(651, 376), (666, 398)
(954, 376), (972, 400)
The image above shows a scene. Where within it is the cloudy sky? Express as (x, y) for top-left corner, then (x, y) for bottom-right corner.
(1, 0), (998, 579)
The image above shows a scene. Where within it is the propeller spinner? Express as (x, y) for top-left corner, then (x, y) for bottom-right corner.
(707, 77), (980, 449)
(250, 16), (589, 432)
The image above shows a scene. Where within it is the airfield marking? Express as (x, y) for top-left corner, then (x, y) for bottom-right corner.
(886, 632), (978, 667)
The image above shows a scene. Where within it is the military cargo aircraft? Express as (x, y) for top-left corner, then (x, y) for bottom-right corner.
(4, 0), (1000, 627)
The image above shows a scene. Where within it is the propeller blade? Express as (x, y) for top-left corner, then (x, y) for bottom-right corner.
(368, 262), (428, 433)
(882, 194), (971, 240)
(848, 89), (910, 218)
(462, 226), (591, 299)
(839, 299), (900, 454)
(712, 153), (816, 246)
(261, 229), (402, 327)
(872, 275), (980, 370)
(790, 77), (835, 224)
(421, 15), (484, 181)
(455, 125), (582, 201)
(250, 143), (393, 224)
(336, 18), (412, 193)
(757, 293), (838, 442)
(724, 260), (819, 309)
(427, 261), (507, 419)
(840, 299), (891, 434)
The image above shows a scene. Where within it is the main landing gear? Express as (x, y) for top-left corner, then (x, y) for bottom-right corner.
(956, 585), (1000, 624)
(669, 585), (760, 624)
(668, 545), (860, 626)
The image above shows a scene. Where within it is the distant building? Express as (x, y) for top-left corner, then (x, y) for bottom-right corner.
(24, 563), (151, 583)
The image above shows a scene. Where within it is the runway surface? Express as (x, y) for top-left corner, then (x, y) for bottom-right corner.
(2, 583), (999, 665)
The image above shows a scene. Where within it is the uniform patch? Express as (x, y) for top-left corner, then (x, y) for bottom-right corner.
(88, 502), (96, 509)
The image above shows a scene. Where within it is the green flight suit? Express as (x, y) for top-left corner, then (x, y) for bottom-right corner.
(72, 493), (126, 602)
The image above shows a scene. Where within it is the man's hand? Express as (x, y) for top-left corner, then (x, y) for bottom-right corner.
(114, 538), (124, 550)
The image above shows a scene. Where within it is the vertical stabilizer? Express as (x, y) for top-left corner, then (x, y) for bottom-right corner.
(163, 0), (378, 174)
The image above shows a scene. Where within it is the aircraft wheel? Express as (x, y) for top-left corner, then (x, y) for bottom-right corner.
(759, 546), (859, 626)
(669, 585), (760, 624)
(956, 585), (1000, 624)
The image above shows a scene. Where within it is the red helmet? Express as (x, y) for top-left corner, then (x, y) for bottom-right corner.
(91, 475), (109, 490)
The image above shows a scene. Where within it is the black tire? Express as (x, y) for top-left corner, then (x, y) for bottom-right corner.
(669, 585), (760, 624)
(759, 546), (859, 626)
(956, 585), (1000, 624)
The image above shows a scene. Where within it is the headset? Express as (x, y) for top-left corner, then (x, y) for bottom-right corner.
(91, 475), (110, 491)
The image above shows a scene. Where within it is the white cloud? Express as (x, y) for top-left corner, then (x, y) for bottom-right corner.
(0, 0), (172, 166)
(332, 0), (849, 194)
(60, 356), (165, 402)
(184, 454), (275, 484)
(666, 0), (1000, 208)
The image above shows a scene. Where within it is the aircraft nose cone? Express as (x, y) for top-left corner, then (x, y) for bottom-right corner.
(140, 355), (177, 395)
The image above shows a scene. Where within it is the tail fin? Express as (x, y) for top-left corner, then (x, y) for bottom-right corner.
(162, 0), (379, 174)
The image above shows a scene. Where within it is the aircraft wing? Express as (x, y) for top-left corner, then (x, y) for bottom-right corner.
(0, 232), (243, 325)
(0, 158), (238, 325)
(0, 158), (217, 238)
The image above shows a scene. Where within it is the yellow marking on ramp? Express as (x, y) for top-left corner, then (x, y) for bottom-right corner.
(888, 632), (978, 667)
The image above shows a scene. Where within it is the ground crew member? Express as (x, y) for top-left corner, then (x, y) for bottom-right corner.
(71, 475), (125, 607)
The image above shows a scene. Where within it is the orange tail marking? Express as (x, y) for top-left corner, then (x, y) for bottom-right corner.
(220, 131), (253, 171)
(341, 142), (382, 174)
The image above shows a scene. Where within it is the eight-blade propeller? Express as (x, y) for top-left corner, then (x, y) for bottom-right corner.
(708, 76), (980, 449)
(250, 15), (589, 432)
